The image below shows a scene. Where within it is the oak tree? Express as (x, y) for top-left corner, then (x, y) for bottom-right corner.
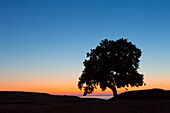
(78, 38), (144, 98)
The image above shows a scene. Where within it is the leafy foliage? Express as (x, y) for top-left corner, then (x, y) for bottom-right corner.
(78, 38), (144, 96)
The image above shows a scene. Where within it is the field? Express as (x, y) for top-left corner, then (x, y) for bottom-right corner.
(0, 89), (170, 113)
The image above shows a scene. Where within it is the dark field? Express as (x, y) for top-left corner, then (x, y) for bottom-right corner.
(0, 89), (170, 113)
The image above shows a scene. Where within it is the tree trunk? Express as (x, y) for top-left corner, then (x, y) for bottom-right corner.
(111, 85), (117, 98)
(107, 85), (117, 98)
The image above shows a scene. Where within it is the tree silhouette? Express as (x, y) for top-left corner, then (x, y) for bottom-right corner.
(78, 38), (144, 98)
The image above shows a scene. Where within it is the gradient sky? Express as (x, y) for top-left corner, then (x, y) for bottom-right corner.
(0, 0), (170, 95)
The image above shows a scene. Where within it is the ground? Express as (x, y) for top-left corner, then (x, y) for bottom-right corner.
(0, 89), (170, 113)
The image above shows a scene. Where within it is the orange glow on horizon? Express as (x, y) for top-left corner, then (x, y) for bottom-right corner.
(1, 79), (170, 96)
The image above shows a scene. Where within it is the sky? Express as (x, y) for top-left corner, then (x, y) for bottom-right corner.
(0, 0), (170, 95)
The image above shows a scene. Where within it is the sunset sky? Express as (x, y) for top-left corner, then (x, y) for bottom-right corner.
(0, 0), (170, 95)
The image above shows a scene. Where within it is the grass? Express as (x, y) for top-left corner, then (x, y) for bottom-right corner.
(0, 89), (170, 113)
(0, 99), (170, 113)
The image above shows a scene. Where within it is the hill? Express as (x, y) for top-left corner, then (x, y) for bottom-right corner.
(113, 88), (170, 100)
(0, 89), (170, 113)
(0, 91), (101, 104)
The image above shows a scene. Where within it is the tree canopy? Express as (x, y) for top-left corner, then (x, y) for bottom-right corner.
(78, 38), (144, 97)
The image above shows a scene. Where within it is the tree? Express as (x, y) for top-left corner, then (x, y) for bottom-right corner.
(78, 38), (144, 98)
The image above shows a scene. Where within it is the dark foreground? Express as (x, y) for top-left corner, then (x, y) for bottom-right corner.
(0, 89), (170, 113)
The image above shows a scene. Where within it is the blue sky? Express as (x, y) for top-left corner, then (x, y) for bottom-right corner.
(0, 0), (170, 94)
